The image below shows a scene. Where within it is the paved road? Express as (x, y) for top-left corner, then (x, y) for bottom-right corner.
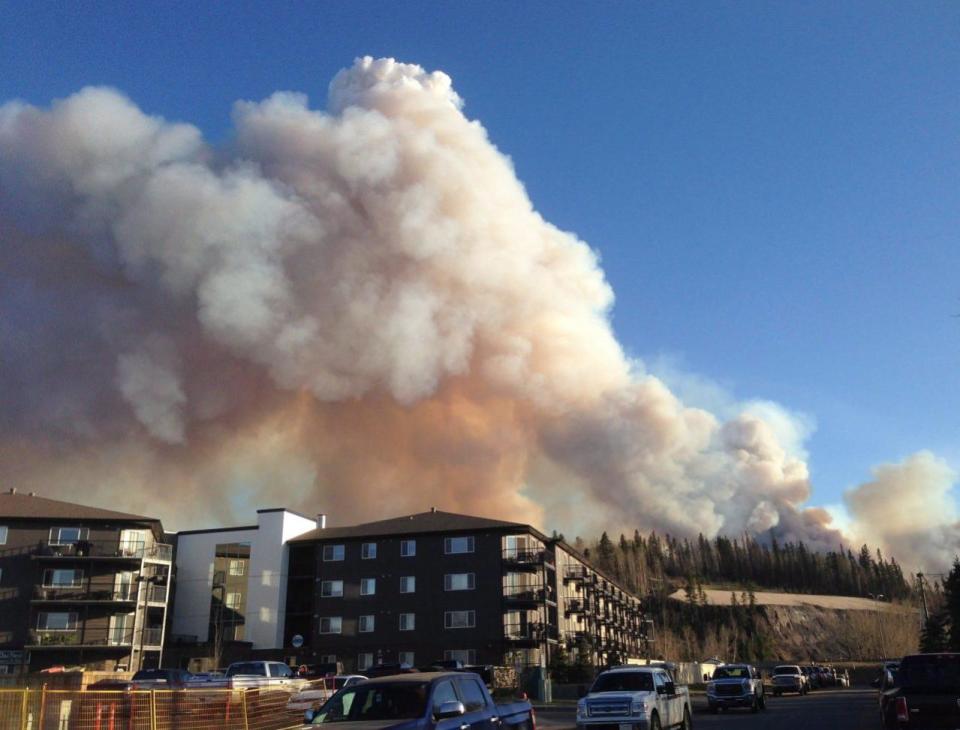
(536, 688), (880, 730)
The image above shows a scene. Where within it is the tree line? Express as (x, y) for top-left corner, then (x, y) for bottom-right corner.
(570, 530), (912, 601)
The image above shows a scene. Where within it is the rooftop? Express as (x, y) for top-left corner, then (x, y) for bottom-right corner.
(0, 489), (159, 523)
(291, 509), (529, 542)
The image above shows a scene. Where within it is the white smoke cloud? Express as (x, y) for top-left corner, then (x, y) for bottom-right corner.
(845, 451), (960, 572)
(0, 56), (940, 562)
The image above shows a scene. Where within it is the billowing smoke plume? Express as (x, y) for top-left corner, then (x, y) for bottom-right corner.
(845, 452), (960, 572)
(0, 57), (927, 555)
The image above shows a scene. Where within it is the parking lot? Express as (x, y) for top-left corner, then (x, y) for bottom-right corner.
(536, 688), (880, 730)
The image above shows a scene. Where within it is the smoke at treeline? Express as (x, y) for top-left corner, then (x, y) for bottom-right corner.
(1, 57), (957, 571)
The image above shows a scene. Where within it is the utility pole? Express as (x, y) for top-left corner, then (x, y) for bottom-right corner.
(917, 573), (930, 623)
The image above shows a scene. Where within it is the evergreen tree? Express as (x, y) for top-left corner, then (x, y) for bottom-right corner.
(920, 611), (949, 653)
(943, 559), (960, 651)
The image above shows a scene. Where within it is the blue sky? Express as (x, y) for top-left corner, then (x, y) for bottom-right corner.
(2, 1), (958, 512)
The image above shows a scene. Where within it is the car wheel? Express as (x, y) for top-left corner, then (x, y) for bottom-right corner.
(649, 712), (661, 730)
(681, 705), (692, 729)
(709, 703), (718, 714)
(773, 690), (781, 697)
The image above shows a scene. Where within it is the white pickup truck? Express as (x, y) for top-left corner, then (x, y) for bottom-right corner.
(577, 665), (692, 730)
(188, 661), (309, 692)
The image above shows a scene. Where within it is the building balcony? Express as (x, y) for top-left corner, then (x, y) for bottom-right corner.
(140, 628), (163, 647)
(146, 584), (168, 604)
(564, 599), (585, 616)
(27, 628), (134, 649)
(563, 566), (587, 584)
(502, 549), (553, 572)
(503, 588), (544, 608)
(33, 541), (172, 562)
(503, 622), (558, 647)
(32, 585), (137, 603)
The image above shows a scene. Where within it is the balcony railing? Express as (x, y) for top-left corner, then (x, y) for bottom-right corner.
(28, 628), (134, 647)
(146, 584), (168, 603)
(140, 628), (163, 647)
(502, 549), (550, 569)
(33, 584), (137, 602)
(503, 622), (558, 641)
(35, 541), (172, 561)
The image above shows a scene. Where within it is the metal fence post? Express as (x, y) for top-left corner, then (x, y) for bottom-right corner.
(242, 689), (250, 730)
(19, 688), (28, 730)
(149, 691), (157, 730)
(37, 685), (46, 730)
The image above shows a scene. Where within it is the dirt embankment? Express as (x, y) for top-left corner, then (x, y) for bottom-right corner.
(667, 588), (919, 661)
(759, 603), (918, 661)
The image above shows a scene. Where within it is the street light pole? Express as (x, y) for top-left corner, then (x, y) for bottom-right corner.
(869, 593), (886, 660)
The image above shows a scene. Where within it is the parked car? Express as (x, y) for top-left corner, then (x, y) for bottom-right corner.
(577, 664), (692, 730)
(706, 663), (765, 713)
(880, 653), (960, 728)
(131, 668), (195, 689)
(364, 663), (418, 678)
(287, 675), (367, 713)
(771, 665), (807, 696)
(800, 666), (820, 690)
(303, 671), (534, 730)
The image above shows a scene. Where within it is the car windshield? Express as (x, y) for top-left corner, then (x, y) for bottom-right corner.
(713, 666), (748, 679)
(898, 656), (960, 691)
(312, 682), (429, 723)
(590, 673), (654, 693)
(774, 667), (799, 675)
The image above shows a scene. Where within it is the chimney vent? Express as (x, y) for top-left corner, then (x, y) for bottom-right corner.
(316, 513), (327, 530)
(8, 488), (15, 495)
(430, 506), (436, 513)
(28, 492), (35, 497)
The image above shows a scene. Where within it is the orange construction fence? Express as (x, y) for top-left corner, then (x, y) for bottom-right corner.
(0, 688), (308, 730)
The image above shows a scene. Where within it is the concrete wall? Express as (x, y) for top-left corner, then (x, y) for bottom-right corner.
(246, 510), (316, 650)
(170, 526), (257, 645)
(170, 509), (315, 651)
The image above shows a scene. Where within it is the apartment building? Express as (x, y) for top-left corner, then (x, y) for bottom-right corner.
(0, 489), (172, 674)
(167, 508), (316, 669)
(284, 509), (649, 673)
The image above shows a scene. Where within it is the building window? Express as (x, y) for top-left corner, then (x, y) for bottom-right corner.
(359, 615), (375, 633)
(400, 540), (416, 557)
(361, 542), (377, 560)
(444, 573), (476, 591)
(225, 592), (242, 609)
(444, 610), (476, 629)
(319, 617), (342, 634)
(444, 536), (474, 555)
(228, 560), (245, 576)
(48, 527), (89, 546)
(400, 576), (415, 594)
(321, 580), (344, 598)
(444, 649), (476, 665)
(0, 526), (7, 545)
(399, 613), (415, 631)
(323, 545), (345, 562)
(37, 612), (78, 631)
(357, 653), (374, 671)
(320, 654), (336, 665)
(43, 569), (83, 587)
(399, 651), (415, 667)
(360, 578), (376, 596)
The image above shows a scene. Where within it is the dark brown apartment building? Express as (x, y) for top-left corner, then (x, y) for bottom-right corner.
(0, 489), (172, 675)
(284, 510), (650, 673)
